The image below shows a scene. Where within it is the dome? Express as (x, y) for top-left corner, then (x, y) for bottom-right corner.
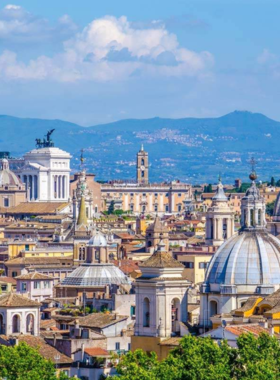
(60, 263), (130, 287)
(88, 232), (107, 247)
(205, 230), (280, 287)
(0, 159), (22, 187)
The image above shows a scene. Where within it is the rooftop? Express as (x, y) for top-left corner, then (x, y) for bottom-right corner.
(15, 272), (55, 281)
(69, 313), (128, 329)
(0, 293), (41, 308)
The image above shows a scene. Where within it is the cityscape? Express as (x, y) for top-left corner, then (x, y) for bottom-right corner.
(0, 1), (280, 379)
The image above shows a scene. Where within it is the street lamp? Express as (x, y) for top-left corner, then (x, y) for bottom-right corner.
(54, 353), (60, 371)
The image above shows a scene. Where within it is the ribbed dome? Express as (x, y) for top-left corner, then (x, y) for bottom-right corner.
(205, 231), (280, 286)
(0, 159), (22, 187)
(88, 232), (107, 247)
(60, 263), (130, 287)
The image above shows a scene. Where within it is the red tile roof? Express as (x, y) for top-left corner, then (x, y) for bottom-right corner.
(84, 347), (110, 357)
(226, 324), (280, 337)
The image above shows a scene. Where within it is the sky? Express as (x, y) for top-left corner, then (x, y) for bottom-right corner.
(0, 0), (280, 125)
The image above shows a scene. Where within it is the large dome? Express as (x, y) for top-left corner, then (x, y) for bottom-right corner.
(60, 263), (130, 287)
(205, 230), (280, 288)
(0, 159), (22, 187)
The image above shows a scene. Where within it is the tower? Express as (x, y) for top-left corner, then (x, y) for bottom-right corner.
(136, 145), (148, 184)
(145, 216), (169, 253)
(132, 241), (190, 356)
(205, 177), (235, 247)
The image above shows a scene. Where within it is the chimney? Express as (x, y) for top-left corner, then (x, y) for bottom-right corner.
(53, 333), (57, 347)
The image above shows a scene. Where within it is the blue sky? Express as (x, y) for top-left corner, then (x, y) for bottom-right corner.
(0, 0), (279, 125)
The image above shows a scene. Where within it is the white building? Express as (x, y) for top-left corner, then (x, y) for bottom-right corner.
(0, 293), (40, 336)
(20, 146), (71, 202)
(134, 241), (190, 340)
(200, 171), (280, 329)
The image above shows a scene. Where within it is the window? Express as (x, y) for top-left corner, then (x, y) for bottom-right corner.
(115, 342), (120, 350)
(128, 343), (131, 351)
(141, 158), (144, 165)
(178, 205), (182, 212)
(25, 245), (29, 251)
(43, 281), (50, 288)
(183, 262), (194, 269)
(165, 205), (169, 212)
(4, 198), (9, 207)
(21, 283), (27, 292)
(155, 193), (158, 197)
(130, 205), (134, 211)
(130, 193), (134, 196)
(130, 305), (136, 317)
(12, 272), (17, 278)
(1, 285), (7, 292)
(143, 298), (150, 327)
(154, 205), (158, 212)
(141, 171), (144, 178)
(165, 193), (169, 197)
(34, 281), (40, 289)
(199, 262), (208, 269)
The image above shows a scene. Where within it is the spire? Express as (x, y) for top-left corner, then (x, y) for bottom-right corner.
(140, 144), (144, 152)
(212, 176), (228, 202)
(77, 193), (88, 226)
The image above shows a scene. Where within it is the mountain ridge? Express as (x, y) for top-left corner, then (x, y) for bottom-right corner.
(1, 110), (280, 183)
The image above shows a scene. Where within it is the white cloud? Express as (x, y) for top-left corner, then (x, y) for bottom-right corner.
(0, 4), (77, 42)
(0, 11), (214, 82)
(257, 49), (276, 65)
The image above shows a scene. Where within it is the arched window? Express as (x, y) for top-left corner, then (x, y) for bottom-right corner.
(141, 159), (144, 166)
(209, 300), (218, 317)
(250, 209), (254, 226)
(147, 241), (152, 247)
(79, 247), (86, 261)
(258, 209), (261, 225)
(171, 298), (180, 334)
(26, 314), (34, 334)
(143, 298), (150, 327)
(12, 314), (20, 334)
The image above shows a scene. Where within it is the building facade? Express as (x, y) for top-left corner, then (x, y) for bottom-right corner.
(19, 146), (71, 202)
(0, 159), (26, 208)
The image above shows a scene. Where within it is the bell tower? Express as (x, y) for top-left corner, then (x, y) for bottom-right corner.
(136, 145), (148, 184)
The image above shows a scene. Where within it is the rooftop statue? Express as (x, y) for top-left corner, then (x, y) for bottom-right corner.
(35, 129), (55, 148)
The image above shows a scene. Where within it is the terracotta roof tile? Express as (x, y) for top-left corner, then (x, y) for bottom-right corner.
(140, 252), (184, 269)
(16, 335), (72, 364)
(84, 347), (110, 357)
(69, 313), (128, 329)
(225, 324), (280, 337)
(0, 293), (41, 307)
(15, 272), (55, 281)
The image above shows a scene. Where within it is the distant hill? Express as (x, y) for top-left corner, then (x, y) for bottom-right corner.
(1, 110), (280, 183)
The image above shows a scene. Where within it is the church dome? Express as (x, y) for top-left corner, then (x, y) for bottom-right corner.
(0, 159), (22, 187)
(205, 230), (280, 287)
(60, 263), (130, 287)
(88, 232), (107, 247)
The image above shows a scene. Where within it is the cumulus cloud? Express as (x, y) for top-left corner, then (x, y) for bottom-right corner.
(0, 11), (214, 82)
(0, 4), (77, 42)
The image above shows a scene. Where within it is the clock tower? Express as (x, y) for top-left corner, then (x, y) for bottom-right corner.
(136, 145), (149, 184)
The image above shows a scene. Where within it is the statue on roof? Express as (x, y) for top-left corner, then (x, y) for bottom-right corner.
(35, 129), (55, 148)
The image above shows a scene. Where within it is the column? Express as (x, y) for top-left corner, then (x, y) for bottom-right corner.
(62, 175), (65, 199)
(226, 217), (231, 239)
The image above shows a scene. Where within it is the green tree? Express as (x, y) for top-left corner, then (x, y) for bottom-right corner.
(110, 333), (280, 380)
(266, 200), (275, 216)
(276, 179), (280, 187)
(0, 342), (56, 380)
(271, 177), (276, 186)
(108, 200), (115, 215)
(0, 342), (75, 380)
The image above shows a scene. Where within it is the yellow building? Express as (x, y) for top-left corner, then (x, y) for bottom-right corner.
(174, 251), (213, 284)
(210, 289), (280, 333)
